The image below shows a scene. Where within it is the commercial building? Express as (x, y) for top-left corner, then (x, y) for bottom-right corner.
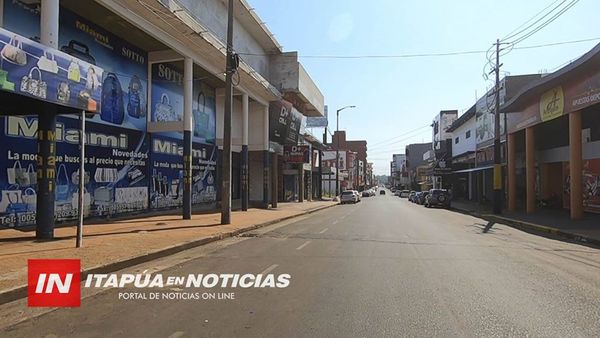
(390, 153), (408, 189)
(330, 130), (368, 191)
(426, 110), (458, 189)
(502, 43), (600, 219)
(444, 75), (540, 203)
(404, 142), (432, 190)
(0, 0), (324, 236)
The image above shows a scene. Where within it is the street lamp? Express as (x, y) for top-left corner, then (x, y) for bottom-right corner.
(335, 105), (356, 197)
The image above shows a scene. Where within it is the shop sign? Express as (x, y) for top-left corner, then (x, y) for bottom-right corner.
(269, 100), (304, 145)
(284, 145), (310, 163)
(0, 27), (104, 112)
(149, 61), (217, 144)
(150, 134), (217, 210)
(540, 86), (564, 122)
(509, 65), (600, 133)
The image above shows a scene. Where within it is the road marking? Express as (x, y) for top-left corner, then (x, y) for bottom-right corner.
(260, 264), (279, 275)
(319, 228), (329, 234)
(296, 241), (311, 250)
(168, 332), (186, 338)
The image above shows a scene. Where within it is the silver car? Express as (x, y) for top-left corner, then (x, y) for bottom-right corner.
(340, 190), (358, 204)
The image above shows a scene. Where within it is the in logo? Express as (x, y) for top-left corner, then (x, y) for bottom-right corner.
(28, 259), (80, 307)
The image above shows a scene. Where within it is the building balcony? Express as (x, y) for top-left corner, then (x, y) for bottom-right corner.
(270, 52), (325, 117)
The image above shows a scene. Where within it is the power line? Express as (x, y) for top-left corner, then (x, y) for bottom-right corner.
(368, 125), (431, 148)
(509, 0), (580, 46)
(236, 36), (599, 59)
(502, 0), (568, 41)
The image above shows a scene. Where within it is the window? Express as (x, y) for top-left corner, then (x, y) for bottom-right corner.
(466, 130), (471, 138)
(455, 137), (459, 144)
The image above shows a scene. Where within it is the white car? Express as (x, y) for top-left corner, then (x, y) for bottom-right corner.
(353, 190), (361, 202)
(340, 190), (358, 204)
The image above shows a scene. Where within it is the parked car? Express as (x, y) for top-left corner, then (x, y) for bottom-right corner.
(400, 190), (410, 198)
(353, 190), (361, 202)
(412, 192), (421, 203)
(362, 191), (371, 197)
(424, 189), (451, 208)
(340, 190), (358, 204)
(380, 190), (386, 195)
(417, 191), (429, 204)
(408, 191), (416, 202)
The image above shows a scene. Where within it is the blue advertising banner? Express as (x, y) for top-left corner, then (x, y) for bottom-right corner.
(0, 116), (149, 228)
(151, 61), (216, 144)
(3, 1), (149, 131)
(0, 2), (151, 228)
(0, 2), (220, 228)
(0, 26), (104, 112)
(150, 134), (217, 210)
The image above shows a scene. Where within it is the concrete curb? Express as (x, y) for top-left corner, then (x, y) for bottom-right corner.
(450, 207), (600, 248)
(0, 203), (338, 306)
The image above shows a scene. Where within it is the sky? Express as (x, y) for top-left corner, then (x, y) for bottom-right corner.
(249, 0), (599, 175)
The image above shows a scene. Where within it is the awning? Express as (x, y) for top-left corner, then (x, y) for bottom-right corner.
(451, 165), (495, 174)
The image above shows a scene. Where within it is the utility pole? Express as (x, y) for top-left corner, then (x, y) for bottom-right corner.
(493, 39), (503, 215)
(335, 110), (340, 197)
(221, 0), (234, 224)
(334, 105), (356, 197)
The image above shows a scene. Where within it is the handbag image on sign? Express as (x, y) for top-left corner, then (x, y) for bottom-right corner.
(57, 82), (71, 104)
(155, 93), (177, 122)
(193, 90), (210, 138)
(20, 67), (47, 99)
(127, 75), (144, 118)
(71, 187), (92, 216)
(7, 160), (31, 186)
(55, 164), (71, 202)
(6, 191), (27, 214)
(0, 189), (21, 213)
(60, 40), (96, 65)
(101, 73), (125, 124)
(37, 51), (59, 74)
(1, 35), (27, 66)
(67, 60), (81, 82)
(85, 66), (100, 92)
(22, 187), (37, 212)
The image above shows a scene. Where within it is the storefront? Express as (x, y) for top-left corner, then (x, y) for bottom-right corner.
(0, 1), (219, 234)
(503, 43), (600, 219)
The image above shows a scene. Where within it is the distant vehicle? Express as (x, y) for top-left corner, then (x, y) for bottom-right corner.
(400, 190), (410, 198)
(417, 191), (429, 205)
(362, 191), (371, 197)
(424, 189), (451, 208)
(394, 190), (402, 197)
(380, 190), (386, 195)
(340, 190), (358, 204)
(412, 192), (421, 203)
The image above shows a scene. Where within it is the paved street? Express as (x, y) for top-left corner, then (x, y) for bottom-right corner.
(3, 192), (600, 337)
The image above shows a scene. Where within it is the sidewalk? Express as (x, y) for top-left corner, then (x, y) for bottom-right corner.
(451, 199), (600, 246)
(0, 201), (337, 302)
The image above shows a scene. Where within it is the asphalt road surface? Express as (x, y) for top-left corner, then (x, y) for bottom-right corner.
(3, 192), (600, 337)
